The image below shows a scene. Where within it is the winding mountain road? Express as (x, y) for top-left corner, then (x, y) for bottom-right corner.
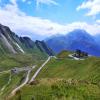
(11, 65), (36, 96)
(29, 56), (51, 83)
(10, 56), (55, 97)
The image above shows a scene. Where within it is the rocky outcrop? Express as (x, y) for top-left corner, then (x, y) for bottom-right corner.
(0, 24), (54, 56)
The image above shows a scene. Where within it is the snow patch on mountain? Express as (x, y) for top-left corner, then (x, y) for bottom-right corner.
(15, 43), (25, 53)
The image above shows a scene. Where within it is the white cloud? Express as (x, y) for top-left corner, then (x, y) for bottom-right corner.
(0, 1), (100, 40)
(66, 22), (100, 35)
(36, 0), (59, 8)
(10, 0), (17, 5)
(96, 19), (100, 24)
(0, 3), (61, 36)
(77, 0), (100, 16)
(21, 0), (32, 5)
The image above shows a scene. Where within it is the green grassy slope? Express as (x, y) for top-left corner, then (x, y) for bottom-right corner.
(37, 57), (100, 83)
(0, 53), (47, 100)
(13, 78), (100, 100)
(12, 51), (100, 100)
(0, 53), (47, 71)
(57, 50), (72, 58)
(0, 72), (26, 100)
(1, 51), (100, 100)
(0, 73), (10, 90)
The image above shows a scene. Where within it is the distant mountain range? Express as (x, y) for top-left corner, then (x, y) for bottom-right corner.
(0, 24), (54, 56)
(1, 23), (100, 57)
(46, 29), (100, 56)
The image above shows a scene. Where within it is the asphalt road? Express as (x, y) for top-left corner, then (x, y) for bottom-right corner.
(29, 56), (51, 83)
(11, 65), (36, 96)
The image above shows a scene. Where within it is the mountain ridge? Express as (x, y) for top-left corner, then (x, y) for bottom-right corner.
(0, 24), (54, 56)
(46, 29), (100, 56)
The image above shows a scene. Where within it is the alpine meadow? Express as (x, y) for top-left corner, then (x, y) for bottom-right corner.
(0, 0), (100, 100)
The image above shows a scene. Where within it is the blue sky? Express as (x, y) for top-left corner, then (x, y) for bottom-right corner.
(0, 0), (100, 40)
(19, 0), (85, 24)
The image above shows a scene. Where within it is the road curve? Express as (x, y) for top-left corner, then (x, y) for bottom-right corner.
(11, 65), (36, 96)
(29, 56), (51, 83)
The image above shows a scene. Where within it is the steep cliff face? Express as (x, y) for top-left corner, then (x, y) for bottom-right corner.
(35, 40), (54, 56)
(0, 24), (21, 54)
(0, 24), (54, 56)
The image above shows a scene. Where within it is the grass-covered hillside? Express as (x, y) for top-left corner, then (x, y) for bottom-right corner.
(0, 71), (30, 100)
(57, 50), (72, 58)
(11, 51), (100, 100)
(0, 53), (47, 100)
(37, 57), (100, 83)
(0, 53), (47, 71)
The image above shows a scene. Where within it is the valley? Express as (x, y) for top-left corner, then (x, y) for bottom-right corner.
(0, 54), (50, 99)
(0, 24), (100, 100)
(10, 52), (100, 100)
(0, 0), (100, 99)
